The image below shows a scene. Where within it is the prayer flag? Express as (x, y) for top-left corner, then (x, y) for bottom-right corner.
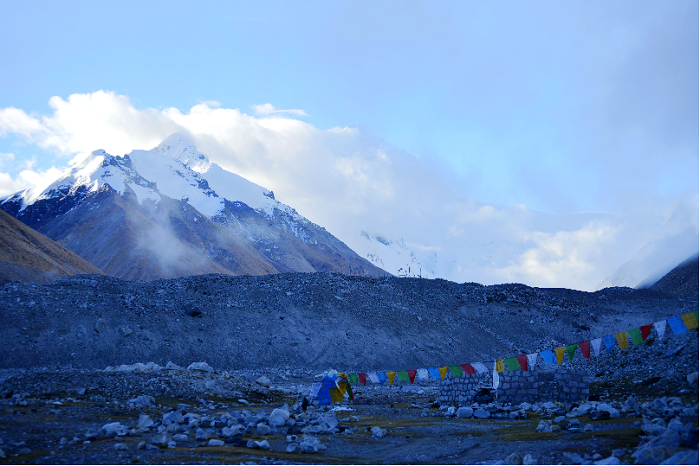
(310, 382), (322, 398)
(640, 324), (653, 340)
(397, 371), (410, 382)
(516, 355), (528, 370)
(615, 331), (629, 350)
(349, 373), (359, 384)
(602, 335), (616, 352)
(628, 328), (643, 346)
(591, 338), (602, 357)
(448, 365), (464, 377)
(578, 341), (591, 359)
(654, 320), (666, 340)
(540, 349), (555, 365)
(428, 367), (442, 380)
(681, 312), (698, 330)
(668, 316), (687, 335)
(377, 372), (388, 385)
(554, 347), (566, 365)
(407, 369), (417, 383)
(358, 373), (367, 385)
(492, 361), (500, 389)
(417, 368), (430, 380)
(439, 366), (448, 380)
(566, 344), (577, 362)
(387, 371), (396, 385)
(471, 362), (489, 374)
(368, 372), (380, 384)
(504, 357), (521, 371)
(330, 383), (346, 402)
(460, 364), (476, 376)
(496, 359), (505, 372)
(526, 353), (538, 370)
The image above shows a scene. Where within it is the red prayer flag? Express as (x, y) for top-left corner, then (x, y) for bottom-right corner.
(640, 324), (653, 340)
(358, 373), (367, 385)
(516, 355), (528, 370)
(407, 369), (417, 384)
(460, 364), (476, 376)
(578, 341), (591, 359)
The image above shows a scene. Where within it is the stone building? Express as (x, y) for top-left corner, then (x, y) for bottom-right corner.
(438, 367), (591, 405)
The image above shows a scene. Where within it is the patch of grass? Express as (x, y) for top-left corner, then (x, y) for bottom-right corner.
(572, 427), (643, 447)
(148, 446), (364, 465)
(154, 396), (201, 408)
(496, 421), (565, 442)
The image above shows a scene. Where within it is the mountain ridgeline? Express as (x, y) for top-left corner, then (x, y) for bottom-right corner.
(0, 134), (389, 281)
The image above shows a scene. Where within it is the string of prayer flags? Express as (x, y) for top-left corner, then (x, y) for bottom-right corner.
(407, 369), (417, 383)
(554, 346), (566, 365)
(504, 357), (521, 371)
(591, 338), (602, 357)
(496, 359), (505, 372)
(516, 355), (528, 370)
(397, 370), (411, 382)
(439, 366), (448, 380)
(615, 331), (629, 350)
(428, 367), (441, 380)
(566, 344), (577, 362)
(603, 335), (616, 352)
(540, 349), (555, 365)
(460, 364), (476, 376)
(628, 328), (643, 346)
(653, 320), (666, 340)
(578, 341), (591, 359)
(448, 365), (464, 377)
(527, 353), (538, 371)
(667, 316), (687, 335)
(387, 371), (396, 385)
(681, 312), (698, 330)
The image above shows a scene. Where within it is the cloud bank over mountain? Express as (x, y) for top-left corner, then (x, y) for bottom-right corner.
(0, 91), (697, 290)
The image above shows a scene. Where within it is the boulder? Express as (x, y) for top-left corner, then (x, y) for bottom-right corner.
(505, 452), (523, 464)
(474, 408), (491, 419)
(207, 439), (225, 447)
(594, 456), (621, 465)
(246, 439), (271, 450)
(597, 403), (620, 419)
(162, 411), (183, 426)
(687, 372), (699, 385)
(457, 407), (473, 418)
(129, 395), (155, 408)
(187, 362), (214, 373)
(256, 376), (272, 387)
(536, 420), (552, 433)
(102, 422), (128, 437)
(138, 414), (154, 430)
(371, 426), (387, 438)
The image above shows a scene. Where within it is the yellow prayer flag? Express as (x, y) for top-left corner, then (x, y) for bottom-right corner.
(438, 366), (448, 380)
(387, 371), (396, 385)
(554, 347), (565, 365)
(681, 312), (698, 330)
(496, 359), (505, 372)
(615, 331), (629, 350)
(330, 382), (346, 402)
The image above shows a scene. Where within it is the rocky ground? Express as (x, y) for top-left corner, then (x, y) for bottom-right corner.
(0, 271), (697, 464)
(0, 355), (697, 465)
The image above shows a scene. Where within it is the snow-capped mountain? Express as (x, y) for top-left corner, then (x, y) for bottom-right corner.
(0, 133), (389, 280)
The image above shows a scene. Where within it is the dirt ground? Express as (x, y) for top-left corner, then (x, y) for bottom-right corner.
(2, 368), (688, 465)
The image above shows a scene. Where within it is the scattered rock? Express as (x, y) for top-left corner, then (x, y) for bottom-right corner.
(504, 452), (523, 464)
(129, 395), (155, 408)
(371, 426), (387, 438)
(101, 422), (128, 437)
(474, 408), (491, 419)
(187, 362), (214, 373)
(246, 439), (270, 450)
(207, 439), (224, 447)
(457, 406), (473, 418)
(94, 318), (106, 333)
(256, 376), (271, 387)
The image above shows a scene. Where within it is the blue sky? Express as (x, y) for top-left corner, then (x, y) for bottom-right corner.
(1, 0), (697, 216)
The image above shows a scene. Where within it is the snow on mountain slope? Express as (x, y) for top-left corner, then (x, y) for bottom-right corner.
(0, 133), (389, 280)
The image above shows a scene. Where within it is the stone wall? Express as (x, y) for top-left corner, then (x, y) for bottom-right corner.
(438, 367), (591, 405)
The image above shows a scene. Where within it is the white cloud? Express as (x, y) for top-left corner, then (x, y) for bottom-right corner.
(251, 103), (309, 117)
(0, 90), (695, 291)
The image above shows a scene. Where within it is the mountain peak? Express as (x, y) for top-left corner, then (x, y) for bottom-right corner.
(154, 133), (210, 173)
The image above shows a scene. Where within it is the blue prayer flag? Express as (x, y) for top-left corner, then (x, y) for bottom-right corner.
(428, 367), (442, 380)
(602, 335), (616, 352)
(668, 316), (688, 335)
(539, 350), (555, 365)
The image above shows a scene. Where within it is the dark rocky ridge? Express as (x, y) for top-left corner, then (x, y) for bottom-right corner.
(646, 254), (699, 298)
(0, 272), (695, 373)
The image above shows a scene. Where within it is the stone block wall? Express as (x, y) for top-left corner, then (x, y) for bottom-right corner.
(439, 367), (591, 405)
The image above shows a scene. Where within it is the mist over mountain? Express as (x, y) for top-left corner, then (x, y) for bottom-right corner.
(0, 134), (388, 280)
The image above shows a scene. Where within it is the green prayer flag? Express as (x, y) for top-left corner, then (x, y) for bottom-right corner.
(348, 373), (359, 384)
(566, 344), (577, 361)
(504, 357), (521, 371)
(448, 365), (464, 377)
(694, 310), (698, 321)
(628, 328), (643, 346)
(397, 370), (411, 382)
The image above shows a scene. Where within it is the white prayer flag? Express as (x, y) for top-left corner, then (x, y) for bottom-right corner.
(526, 353), (538, 371)
(591, 338), (602, 357)
(654, 320), (666, 340)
